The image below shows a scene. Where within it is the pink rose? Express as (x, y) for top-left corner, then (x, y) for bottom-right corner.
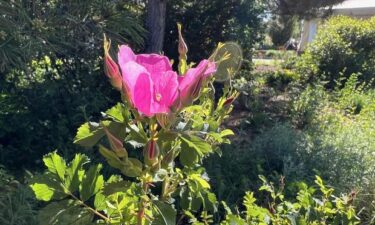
(117, 45), (216, 117)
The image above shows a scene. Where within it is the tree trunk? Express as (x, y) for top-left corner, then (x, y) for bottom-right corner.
(146, 0), (167, 53)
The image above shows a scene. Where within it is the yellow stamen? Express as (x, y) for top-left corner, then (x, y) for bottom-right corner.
(156, 93), (162, 102)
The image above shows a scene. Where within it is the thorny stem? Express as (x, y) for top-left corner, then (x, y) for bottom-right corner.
(137, 120), (158, 225)
(137, 181), (149, 225)
(161, 176), (169, 201)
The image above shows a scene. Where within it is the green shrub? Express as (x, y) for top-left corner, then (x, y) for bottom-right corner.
(222, 176), (359, 225)
(0, 0), (146, 170)
(0, 57), (117, 170)
(296, 16), (375, 88)
(0, 166), (37, 225)
(265, 69), (300, 90)
(205, 123), (307, 206)
(291, 74), (375, 223)
(0, 186), (37, 225)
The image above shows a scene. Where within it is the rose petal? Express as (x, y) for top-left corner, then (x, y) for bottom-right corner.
(136, 54), (173, 81)
(120, 61), (149, 105)
(134, 73), (153, 116)
(118, 45), (136, 66)
(152, 71), (179, 113)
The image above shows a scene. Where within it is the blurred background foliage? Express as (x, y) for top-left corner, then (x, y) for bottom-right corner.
(1, 0), (375, 224)
(164, 0), (265, 62)
(0, 0), (146, 169)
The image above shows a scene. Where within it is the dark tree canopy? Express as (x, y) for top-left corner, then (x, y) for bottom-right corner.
(0, 0), (146, 169)
(164, 0), (265, 62)
(0, 0), (145, 73)
(268, 0), (346, 18)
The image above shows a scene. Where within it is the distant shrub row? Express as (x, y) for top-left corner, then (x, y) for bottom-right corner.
(297, 16), (375, 88)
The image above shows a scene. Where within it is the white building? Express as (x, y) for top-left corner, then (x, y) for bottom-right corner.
(298, 0), (375, 51)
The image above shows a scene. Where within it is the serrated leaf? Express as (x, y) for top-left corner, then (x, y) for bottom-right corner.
(103, 180), (132, 196)
(204, 192), (218, 212)
(105, 103), (126, 122)
(30, 174), (67, 201)
(74, 122), (105, 147)
(127, 123), (148, 146)
(74, 121), (126, 148)
(43, 152), (66, 180)
(179, 134), (212, 167)
(190, 174), (210, 189)
(94, 193), (107, 211)
(152, 201), (176, 225)
(179, 146), (199, 167)
(38, 200), (93, 225)
(80, 164), (104, 201)
(30, 183), (57, 201)
(106, 121), (127, 141)
(180, 135), (212, 155)
(66, 153), (89, 192)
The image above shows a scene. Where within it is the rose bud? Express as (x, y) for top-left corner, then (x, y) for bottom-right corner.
(222, 92), (239, 109)
(177, 60), (216, 108)
(144, 139), (160, 161)
(223, 97), (235, 107)
(103, 35), (122, 91)
(177, 23), (188, 57)
(103, 126), (127, 158)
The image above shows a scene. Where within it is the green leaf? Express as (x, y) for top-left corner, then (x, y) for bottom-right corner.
(179, 146), (199, 167)
(105, 103), (127, 122)
(103, 180), (132, 196)
(30, 175), (66, 201)
(180, 135), (212, 155)
(121, 158), (143, 177)
(127, 123), (148, 147)
(106, 121), (127, 141)
(74, 122), (105, 147)
(204, 192), (218, 213)
(65, 153), (89, 192)
(38, 200), (93, 225)
(80, 164), (104, 201)
(98, 145), (125, 170)
(152, 201), (176, 225)
(179, 134), (212, 167)
(190, 174), (210, 189)
(31, 183), (57, 201)
(220, 129), (234, 137)
(94, 193), (107, 211)
(43, 151), (66, 180)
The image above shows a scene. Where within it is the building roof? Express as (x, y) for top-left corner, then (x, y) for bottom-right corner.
(332, 0), (375, 17)
(332, 0), (375, 9)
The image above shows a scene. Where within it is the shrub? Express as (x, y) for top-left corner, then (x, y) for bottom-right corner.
(222, 176), (359, 225)
(0, 57), (118, 170)
(205, 123), (308, 206)
(0, 186), (37, 225)
(0, 0), (146, 170)
(0, 166), (37, 225)
(291, 74), (375, 223)
(296, 16), (375, 88)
